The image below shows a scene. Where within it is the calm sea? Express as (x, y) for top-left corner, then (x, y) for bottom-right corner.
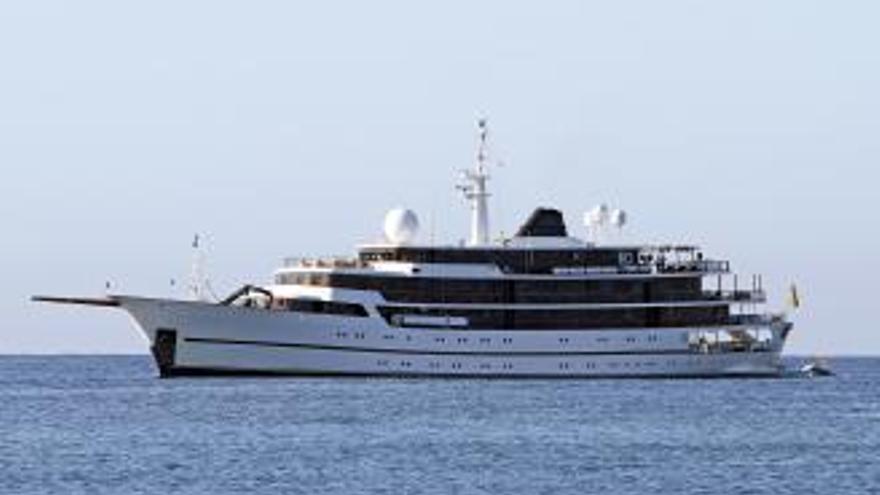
(0, 356), (877, 494)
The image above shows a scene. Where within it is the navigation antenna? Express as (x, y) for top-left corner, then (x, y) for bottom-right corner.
(188, 234), (209, 301)
(457, 118), (494, 246)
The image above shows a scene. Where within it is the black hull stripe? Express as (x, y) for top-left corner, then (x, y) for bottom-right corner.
(184, 337), (772, 358)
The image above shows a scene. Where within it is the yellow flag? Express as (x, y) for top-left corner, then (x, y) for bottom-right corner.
(786, 284), (800, 310)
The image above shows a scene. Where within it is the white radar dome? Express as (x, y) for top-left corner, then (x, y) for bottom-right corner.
(383, 208), (420, 245)
(610, 209), (627, 228)
(586, 203), (610, 227)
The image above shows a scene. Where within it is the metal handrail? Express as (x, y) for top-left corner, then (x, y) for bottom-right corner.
(284, 257), (363, 269)
(702, 289), (766, 302)
(656, 260), (729, 274)
(728, 314), (784, 325)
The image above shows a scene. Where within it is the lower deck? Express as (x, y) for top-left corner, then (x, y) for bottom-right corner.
(115, 296), (789, 379)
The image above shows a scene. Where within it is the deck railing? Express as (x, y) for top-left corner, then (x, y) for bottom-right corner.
(283, 257), (364, 269)
(656, 259), (729, 274)
(702, 289), (766, 303)
(728, 313), (784, 326)
(281, 255), (733, 277)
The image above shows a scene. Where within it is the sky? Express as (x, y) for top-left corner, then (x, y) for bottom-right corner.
(1, 1), (878, 355)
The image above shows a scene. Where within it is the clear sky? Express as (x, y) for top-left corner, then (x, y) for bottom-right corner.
(2, 1), (877, 355)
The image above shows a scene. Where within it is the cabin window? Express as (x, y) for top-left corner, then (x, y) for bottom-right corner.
(284, 299), (368, 317)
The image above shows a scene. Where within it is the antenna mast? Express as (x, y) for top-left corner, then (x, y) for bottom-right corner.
(458, 119), (492, 246)
(188, 234), (208, 301)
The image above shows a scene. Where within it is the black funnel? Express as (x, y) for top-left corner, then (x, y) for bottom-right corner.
(515, 208), (568, 237)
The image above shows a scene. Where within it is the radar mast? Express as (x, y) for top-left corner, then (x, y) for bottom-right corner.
(458, 119), (493, 246)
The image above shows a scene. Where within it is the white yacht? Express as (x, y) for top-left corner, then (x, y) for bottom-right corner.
(35, 122), (793, 378)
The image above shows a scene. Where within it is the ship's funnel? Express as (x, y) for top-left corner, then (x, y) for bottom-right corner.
(515, 208), (568, 237)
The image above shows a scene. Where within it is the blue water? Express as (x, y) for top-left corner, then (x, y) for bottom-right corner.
(0, 356), (878, 494)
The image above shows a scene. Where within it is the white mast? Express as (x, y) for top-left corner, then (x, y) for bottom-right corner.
(458, 119), (492, 246)
(188, 234), (208, 301)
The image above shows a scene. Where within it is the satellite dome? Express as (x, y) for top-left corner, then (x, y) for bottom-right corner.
(610, 209), (627, 228)
(585, 203), (609, 227)
(383, 208), (420, 245)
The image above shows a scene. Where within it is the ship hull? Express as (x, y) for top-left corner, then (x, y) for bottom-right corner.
(120, 296), (787, 379)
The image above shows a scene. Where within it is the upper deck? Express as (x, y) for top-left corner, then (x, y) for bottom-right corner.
(282, 244), (729, 277)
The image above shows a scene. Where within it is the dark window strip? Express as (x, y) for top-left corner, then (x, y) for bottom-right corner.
(376, 306), (728, 330)
(281, 299), (368, 317)
(276, 273), (703, 304)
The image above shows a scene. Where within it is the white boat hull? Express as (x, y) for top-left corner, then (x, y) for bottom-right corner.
(116, 296), (788, 378)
